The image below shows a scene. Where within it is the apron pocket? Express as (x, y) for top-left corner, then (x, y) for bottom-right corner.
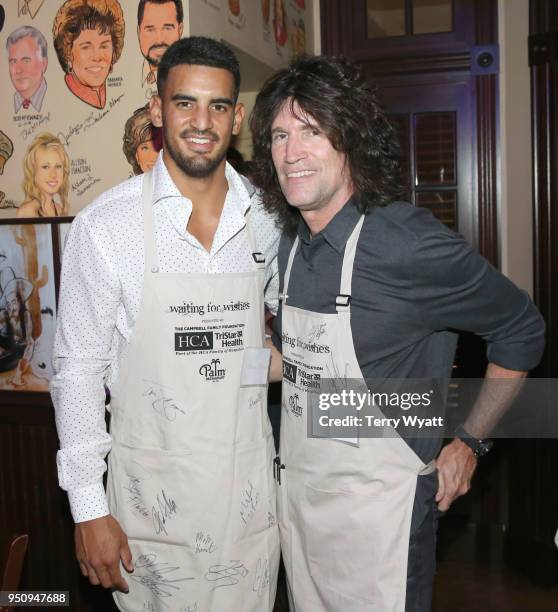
(296, 484), (407, 610)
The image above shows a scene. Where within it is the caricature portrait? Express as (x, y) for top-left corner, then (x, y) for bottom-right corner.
(123, 105), (160, 175)
(0, 130), (14, 175)
(17, 133), (70, 218)
(273, 0), (288, 47)
(6, 25), (48, 113)
(52, 0), (125, 110)
(138, 0), (183, 87)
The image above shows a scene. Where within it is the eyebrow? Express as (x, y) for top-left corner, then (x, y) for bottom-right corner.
(170, 94), (234, 106)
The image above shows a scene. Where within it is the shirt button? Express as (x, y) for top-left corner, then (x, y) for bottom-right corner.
(208, 263), (215, 273)
(151, 266), (159, 273)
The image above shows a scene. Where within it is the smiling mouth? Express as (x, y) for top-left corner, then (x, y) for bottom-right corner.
(286, 170), (316, 178)
(187, 137), (213, 144)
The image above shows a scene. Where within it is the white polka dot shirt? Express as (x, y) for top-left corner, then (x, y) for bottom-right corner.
(50, 153), (280, 523)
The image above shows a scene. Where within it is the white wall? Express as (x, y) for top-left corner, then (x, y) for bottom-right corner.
(498, 0), (533, 294)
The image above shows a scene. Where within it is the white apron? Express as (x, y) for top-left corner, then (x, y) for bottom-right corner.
(278, 216), (434, 612)
(106, 171), (280, 612)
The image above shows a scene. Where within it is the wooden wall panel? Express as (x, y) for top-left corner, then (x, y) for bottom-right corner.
(0, 400), (116, 611)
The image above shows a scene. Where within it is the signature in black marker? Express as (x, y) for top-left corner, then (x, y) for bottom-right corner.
(152, 489), (178, 536)
(240, 480), (260, 525)
(195, 531), (217, 554)
(131, 553), (193, 599)
(253, 558), (271, 597)
(142, 379), (186, 421)
(307, 323), (327, 344)
(204, 560), (248, 590)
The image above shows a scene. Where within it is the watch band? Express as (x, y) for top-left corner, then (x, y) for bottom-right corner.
(454, 424), (493, 457)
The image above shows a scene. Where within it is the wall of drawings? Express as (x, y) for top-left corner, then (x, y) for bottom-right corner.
(0, 0), (185, 220)
(0, 0), (314, 221)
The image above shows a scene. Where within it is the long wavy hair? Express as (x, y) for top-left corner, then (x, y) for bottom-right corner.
(250, 54), (404, 235)
(22, 133), (70, 215)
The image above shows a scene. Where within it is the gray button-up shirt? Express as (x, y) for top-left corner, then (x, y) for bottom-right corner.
(273, 199), (545, 463)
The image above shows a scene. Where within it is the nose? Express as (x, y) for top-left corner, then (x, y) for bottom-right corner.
(191, 106), (212, 132)
(284, 133), (306, 164)
(91, 45), (102, 61)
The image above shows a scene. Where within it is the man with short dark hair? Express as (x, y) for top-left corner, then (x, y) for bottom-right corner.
(6, 25), (48, 113)
(250, 54), (545, 612)
(52, 37), (280, 612)
(137, 0), (183, 87)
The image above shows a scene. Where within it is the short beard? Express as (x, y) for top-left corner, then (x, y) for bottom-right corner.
(164, 128), (226, 178)
(145, 45), (169, 67)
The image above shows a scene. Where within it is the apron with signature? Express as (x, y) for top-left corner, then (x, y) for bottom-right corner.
(106, 171), (279, 611)
(277, 215), (434, 611)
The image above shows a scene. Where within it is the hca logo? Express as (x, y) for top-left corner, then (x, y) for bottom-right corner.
(175, 331), (213, 352)
(283, 360), (297, 383)
(199, 358), (226, 381)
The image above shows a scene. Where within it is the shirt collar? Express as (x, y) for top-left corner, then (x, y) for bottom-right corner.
(150, 152), (254, 252)
(13, 77), (47, 113)
(65, 72), (106, 109)
(151, 152), (253, 213)
(297, 198), (361, 252)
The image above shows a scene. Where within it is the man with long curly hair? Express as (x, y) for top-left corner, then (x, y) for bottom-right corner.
(250, 54), (545, 612)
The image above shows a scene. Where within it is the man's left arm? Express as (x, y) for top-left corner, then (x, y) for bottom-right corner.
(412, 220), (545, 510)
(435, 363), (526, 511)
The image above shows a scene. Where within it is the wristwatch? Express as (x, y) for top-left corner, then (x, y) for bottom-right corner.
(454, 424), (493, 457)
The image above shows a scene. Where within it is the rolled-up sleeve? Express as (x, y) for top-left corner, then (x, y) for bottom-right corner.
(412, 227), (545, 371)
(50, 211), (121, 522)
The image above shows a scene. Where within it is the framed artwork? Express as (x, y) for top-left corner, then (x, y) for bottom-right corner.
(0, 217), (61, 392)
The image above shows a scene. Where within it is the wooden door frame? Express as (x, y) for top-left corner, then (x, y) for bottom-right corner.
(320, 0), (500, 265)
(530, 0), (558, 379)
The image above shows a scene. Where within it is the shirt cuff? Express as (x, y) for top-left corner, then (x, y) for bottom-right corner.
(68, 483), (110, 523)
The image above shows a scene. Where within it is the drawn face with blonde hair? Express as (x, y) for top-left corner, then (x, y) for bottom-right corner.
(33, 147), (64, 198)
(71, 28), (113, 88)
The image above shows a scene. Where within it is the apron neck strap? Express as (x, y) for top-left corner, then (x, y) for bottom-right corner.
(141, 170), (159, 274)
(280, 235), (299, 305)
(337, 215), (365, 313)
(280, 214), (365, 310)
(244, 207), (266, 270)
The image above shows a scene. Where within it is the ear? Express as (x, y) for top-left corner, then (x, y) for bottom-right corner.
(232, 102), (245, 136)
(178, 23), (184, 38)
(149, 95), (163, 128)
